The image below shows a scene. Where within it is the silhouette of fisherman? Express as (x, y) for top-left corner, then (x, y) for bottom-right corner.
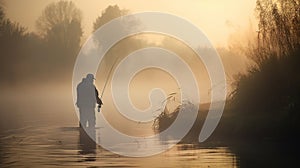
(76, 74), (103, 128)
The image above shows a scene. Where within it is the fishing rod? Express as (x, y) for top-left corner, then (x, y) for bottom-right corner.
(96, 56), (120, 113)
(100, 56), (121, 99)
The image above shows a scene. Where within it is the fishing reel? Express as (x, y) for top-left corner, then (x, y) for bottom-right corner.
(97, 104), (102, 112)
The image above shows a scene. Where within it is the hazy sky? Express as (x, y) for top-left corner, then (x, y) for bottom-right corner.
(4, 0), (257, 47)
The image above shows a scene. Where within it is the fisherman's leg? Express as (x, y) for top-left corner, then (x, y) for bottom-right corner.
(87, 108), (96, 128)
(90, 115), (96, 128)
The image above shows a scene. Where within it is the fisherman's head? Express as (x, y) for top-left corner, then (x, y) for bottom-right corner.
(86, 73), (95, 83)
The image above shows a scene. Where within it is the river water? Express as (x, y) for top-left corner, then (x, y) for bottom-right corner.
(1, 85), (296, 167)
(0, 126), (238, 167)
(0, 85), (239, 167)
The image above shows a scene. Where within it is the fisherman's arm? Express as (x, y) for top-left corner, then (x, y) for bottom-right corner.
(95, 88), (103, 105)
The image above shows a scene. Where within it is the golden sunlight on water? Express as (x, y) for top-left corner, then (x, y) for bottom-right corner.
(0, 85), (238, 167)
(0, 126), (238, 167)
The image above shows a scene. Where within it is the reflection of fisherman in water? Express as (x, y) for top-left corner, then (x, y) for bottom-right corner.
(78, 127), (96, 158)
(76, 74), (103, 128)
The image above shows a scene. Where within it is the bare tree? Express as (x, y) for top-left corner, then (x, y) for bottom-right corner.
(36, 0), (82, 53)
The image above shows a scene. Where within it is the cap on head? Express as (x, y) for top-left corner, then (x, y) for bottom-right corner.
(86, 73), (95, 80)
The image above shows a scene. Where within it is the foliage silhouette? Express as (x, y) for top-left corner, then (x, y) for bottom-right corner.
(0, 5), (29, 84)
(93, 5), (129, 32)
(229, 0), (300, 141)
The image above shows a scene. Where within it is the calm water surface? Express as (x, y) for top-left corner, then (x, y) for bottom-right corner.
(0, 126), (238, 167)
(2, 86), (297, 167)
(0, 86), (240, 167)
